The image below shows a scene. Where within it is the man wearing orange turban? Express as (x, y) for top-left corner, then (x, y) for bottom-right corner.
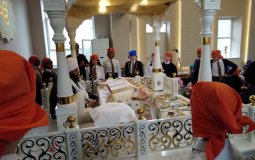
(188, 82), (255, 160)
(103, 47), (121, 79)
(162, 52), (177, 77)
(0, 51), (48, 159)
(86, 53), (105, 80)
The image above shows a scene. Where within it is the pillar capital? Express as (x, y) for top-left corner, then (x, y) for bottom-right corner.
(194, 0), (221, 10)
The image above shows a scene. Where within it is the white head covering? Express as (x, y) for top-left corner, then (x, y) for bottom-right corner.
(66, 57), (78, 72)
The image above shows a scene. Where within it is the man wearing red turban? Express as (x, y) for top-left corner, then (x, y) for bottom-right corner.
(211, 49), (237, 83)
(86, 53), (105, 80)
(28, 55), (43, 106)
(191, 48), (201, 85)
(0, 51), (48, 159)
(41, 57), (57, 87)
(188, 82), (255, 160)
(162, 52), (177, 77)
(103, 47), (121, 79)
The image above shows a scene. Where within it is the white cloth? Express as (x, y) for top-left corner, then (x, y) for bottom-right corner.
(0, 154), (18, 160)
(103, 59), (122, 77)
(66, 57), (79, 72)
(212, 59), (225, 77)
(86, 65), (105, 80)
(187, 138), (244, 160)
(73, 92), (93, 123)
(70, 79), (89, 100)
(90, 102), (136, 127)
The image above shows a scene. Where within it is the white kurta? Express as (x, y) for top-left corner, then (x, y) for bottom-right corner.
(86, 65), (105, 80)
(103, 59), (122, 77)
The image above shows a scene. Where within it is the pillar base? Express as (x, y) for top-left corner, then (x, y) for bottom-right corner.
(56, 102), (79, 132)
(152, 72), (165, 91)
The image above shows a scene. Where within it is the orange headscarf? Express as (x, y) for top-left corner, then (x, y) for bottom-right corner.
(0, 51), (48, 155)
(90, 53), (99, 61)
(191, 82), (255, 160)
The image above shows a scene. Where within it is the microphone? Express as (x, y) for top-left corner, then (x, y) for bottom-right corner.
(172, 47), (179, 53)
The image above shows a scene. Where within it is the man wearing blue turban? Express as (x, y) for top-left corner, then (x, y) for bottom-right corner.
(124, 50), (144, 77)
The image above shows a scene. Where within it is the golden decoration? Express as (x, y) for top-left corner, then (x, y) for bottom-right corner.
(137, 107), (146, 120)
(202, 37), (211, 45)
(70, 44), (76, 50)
(64, 115), (76, 128)
(152, 68), (161, 73)
(155, 41), (160, 46)
(58, 95), (74, 104)
(249, 95), (255, 106)
(172, 73), (177, 77)
(56, 43), (65, 52)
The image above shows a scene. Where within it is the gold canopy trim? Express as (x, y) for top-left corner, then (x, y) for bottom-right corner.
(67, 0), (177, 19)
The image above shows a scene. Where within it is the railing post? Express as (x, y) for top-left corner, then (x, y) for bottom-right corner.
(65, 130), (83, 160)
(135, 120), (148, 160)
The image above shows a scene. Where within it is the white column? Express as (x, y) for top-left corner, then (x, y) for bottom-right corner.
(151, 15), (165, 91)
(195, 0), (221, 82)
(67, 27), (77, 58)
(43, 0), (78, 131)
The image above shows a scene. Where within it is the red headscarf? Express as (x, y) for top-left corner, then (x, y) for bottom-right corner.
(40, 57), (52, 72)
(0, 51), (48, 155)
(28, 55), (39, 65)
(90, 53), (99, 61)
(191, 82), (255, 160)
(107, 48), (115, 53)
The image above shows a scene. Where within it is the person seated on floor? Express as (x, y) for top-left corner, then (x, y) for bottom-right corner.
(124, 50), (144, 77)
(162, 52), (177, 77)
(188, 82), (255, 160)
(0, 50), (48, 160)
(50, 58), (97, 123)
(41, 57), (57, 87)
(86, 53), (105, 81)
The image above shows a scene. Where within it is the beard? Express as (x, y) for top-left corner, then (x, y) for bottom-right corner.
(70, 73), (80, 83)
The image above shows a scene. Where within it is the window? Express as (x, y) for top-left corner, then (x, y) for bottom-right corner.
(43, 14), (95, 67)
(217, 18), (242, 58)
(146, 23), (167, 33)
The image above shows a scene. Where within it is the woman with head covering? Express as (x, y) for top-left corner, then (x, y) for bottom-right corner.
(41, 57), (57, 87)
(0, 50), (48, 159)
(188, 82), (255, 160)
(162, 52), (177, 77)
(103, 48), (122, 79)
(124, 50), (144, 77)
(86, 53), (105, 80)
